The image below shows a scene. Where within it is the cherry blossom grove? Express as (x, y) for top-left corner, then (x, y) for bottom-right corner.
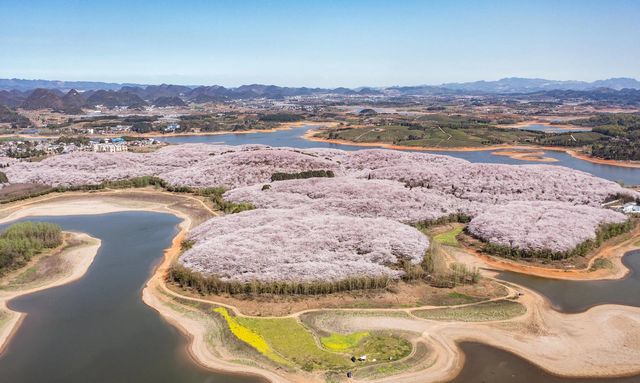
(223, 177), (480, 223)
(467, 201), (629, 253)
(5, 145), (635, 205)
(3, 143), (637, 275)
(366, 162), (634, 206)
(180, 209), (430, 282)
(158, 147), (342, 189)
(5, 144), (342, 189)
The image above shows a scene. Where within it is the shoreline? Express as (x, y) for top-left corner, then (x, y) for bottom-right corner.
(458, 225), (640, 282)
(302, 129), (640, 169)
(0, 190), (276, 383)
(0, 121), (340, 141)
(0, 191), (639, 382)
(0, 232), (101, 355)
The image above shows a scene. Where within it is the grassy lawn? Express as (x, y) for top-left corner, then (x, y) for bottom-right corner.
(433, 226), (464, 247)
(214, 308), (413, 372)
(413, 300), (526, 322)
(425, 292), (486, 306)
(321, 332), (369, 352)
(348, 334), (412, 363)
(213, 307), (291, 366)
(235, 315), (348, 371)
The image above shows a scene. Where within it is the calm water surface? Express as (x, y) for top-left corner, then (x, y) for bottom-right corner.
(156, 126), (640, 185)
(513, 124), (591, 133)
(497, 250), (640, 313)
(451, 343), (640, 383)
(0, 212), (262, 383)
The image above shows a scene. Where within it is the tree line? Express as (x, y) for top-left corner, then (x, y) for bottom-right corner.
(168, 263), (393, 296)
(477, 219), (634, 260)
(0, 221), (62, 275)
(270, 170), (335, 182)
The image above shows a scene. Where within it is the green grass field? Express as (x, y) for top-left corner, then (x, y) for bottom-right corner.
(425, 292), (486, 306)
(321, 332), (369, 352)
(413, 300), (526, 322)
(433, 226), (464, 247)
(214, 308), (412, 372)
(235, 315), (348, 371)
(213, 307), (291, 366)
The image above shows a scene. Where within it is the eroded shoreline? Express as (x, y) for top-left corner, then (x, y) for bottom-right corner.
(0, 191), (639, 382)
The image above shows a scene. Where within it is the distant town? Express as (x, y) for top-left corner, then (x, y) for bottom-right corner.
(1, 77), (639, 162)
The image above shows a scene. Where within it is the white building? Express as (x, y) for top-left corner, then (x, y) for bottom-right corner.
(622, 202), (640, 214)
(165, 123), (180, 132)
(92, 143), (128, 153)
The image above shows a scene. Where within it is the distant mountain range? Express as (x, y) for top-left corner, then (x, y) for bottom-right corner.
(2, 76), (639, 93)
(0, 78), (139, 92)
(0, 77), (639, 110)
(438, 77), (640, 93)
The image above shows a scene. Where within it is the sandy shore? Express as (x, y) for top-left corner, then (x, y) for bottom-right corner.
(491, 149), (559, 163)
(303, 129), (640, 169)
(1, 191), (640, 382)
(0, 232), (101, 354)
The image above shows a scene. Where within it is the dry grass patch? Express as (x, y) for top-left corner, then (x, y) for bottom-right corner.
(413, 299), (526, 322)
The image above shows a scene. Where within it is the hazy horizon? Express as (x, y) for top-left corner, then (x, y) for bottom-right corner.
(2, 75), (640, 90)
(2, 0), (640, 87)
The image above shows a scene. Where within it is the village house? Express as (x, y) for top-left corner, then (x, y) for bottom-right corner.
(92, 143), (128, 152)
(164, 123), (180, 132)
(622, 202), (640, 214)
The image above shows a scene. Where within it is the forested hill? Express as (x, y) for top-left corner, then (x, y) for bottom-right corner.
(570, 114), (640, 161)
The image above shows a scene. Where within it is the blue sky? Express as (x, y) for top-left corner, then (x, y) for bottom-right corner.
(1, 0), (639, 87)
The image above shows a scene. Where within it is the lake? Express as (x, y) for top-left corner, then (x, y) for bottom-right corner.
(512, 124), (591, 133)
(0, 212), (263, 383)
(497, 250), (640, 313)
(451, 342), (640, 383)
